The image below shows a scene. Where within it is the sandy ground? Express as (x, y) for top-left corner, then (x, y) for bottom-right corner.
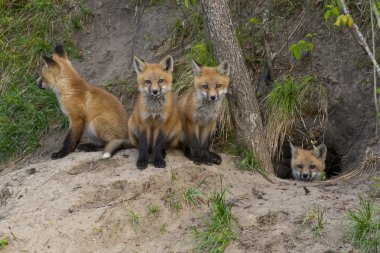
(0, 146), (378, 253)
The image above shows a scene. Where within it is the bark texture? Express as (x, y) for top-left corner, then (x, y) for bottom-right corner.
(201, 0), (273, 173)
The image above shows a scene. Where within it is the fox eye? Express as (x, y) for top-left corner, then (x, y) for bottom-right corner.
(202, 84), (208, 89)
(158, 79), (164, 83)
(297, 164), (303, 169)
(145, 80), (151, 85)
(216, 83), (222, 88)
(310, 165), (316, 169)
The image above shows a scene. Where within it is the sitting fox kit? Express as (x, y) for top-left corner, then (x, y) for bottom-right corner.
(128, 55), (181, 170)
(290, 143), (327, 181)
(38, 45), (130, 159)
(178, 60), (230, 165)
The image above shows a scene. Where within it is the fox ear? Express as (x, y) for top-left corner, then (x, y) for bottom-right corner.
(290, 142), (297, 158)
(43, 56), (57, 66)
(160, 55), (174, 72)
(191, 59), (202, 77)
(312, 144), (327, 161)
(217, 60), (230, 76)
(54, 44), (67, 59)
(134, 56), (146, 73)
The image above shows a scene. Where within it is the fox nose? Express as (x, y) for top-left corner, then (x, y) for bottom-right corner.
(302, 173), (309, 179)
(210, 96), (216, 101)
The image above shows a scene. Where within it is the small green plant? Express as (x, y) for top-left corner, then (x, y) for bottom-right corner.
(289, 39), (313, 60)
(147, 204), (161, 216)
(171, 170), (178, 181)
(344, 196), (380, 253)
(194, 187), (235, 253)
(0, 237), (9, 248)
(182, 0), (198, 9)
(183, 187), (204, 206)
(324, 0), (341, 21)
(189, 41), (218, 66)
(229, 145), (272, 182)
(128, 206), (140, 227)
(159, 223), (168, 233)
(302, 205), (326, 235)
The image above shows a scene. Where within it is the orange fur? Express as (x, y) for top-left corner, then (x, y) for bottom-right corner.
(128, 55), (181, 169)
(178, 60), (230, 165)
(290, 143), (327, 181)
(37, 45), (129, 159)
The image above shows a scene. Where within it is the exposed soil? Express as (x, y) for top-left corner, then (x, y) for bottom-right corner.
(0, 0), (380, 252)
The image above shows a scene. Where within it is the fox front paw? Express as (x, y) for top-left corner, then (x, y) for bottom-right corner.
(209, 151), (222, 165)
(136, 159), (148, 170)
(200, 155), (213, 166)
(153, 158), (166, 168)
(51, 151), (68, 160)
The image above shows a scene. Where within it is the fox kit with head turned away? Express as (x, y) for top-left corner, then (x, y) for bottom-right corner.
(290, 143), (327, 181)
(128, 55), (181, 170)
(178, 60), (230, 165)
(37, 45), (130, 160)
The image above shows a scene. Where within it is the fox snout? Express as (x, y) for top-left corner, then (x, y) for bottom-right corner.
(209, 94), (218, 101)
(36, 77), (45, 89)
(149, 87), (162, 97)
(292, 170), (321, 181)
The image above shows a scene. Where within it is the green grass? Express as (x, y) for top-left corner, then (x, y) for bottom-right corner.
(227, 143), (272, 182)
(128, 206), (141, 227)
(193, 187), (235, 253)
(183, 187), (204, 206)
(147, 204), (161, 216)
(0, 0), (87, 163)
(265, 75), (327, 159)
(0, 236), (8, 248)
(344, 196), (380, 253)
(302, 205), (326, 236)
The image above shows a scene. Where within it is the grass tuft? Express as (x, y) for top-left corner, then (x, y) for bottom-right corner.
(344, 196), (380, 253)
(194, 187), (235, 253)
(128, 206), (141, 227)
(265, 75), (327, 159)
(302, 205), (326, 235)
(147, 204), (161, 216)
(0, 236), (9, 248)
(0, 0), (87, 164)
(227, 143), (272, 182)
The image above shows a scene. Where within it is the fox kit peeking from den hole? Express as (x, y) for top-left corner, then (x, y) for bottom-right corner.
(128, 55), (181, 170)
(290, 142), (327, 181)
(178, 59), (230, 165)
(37, 45), (130, 160)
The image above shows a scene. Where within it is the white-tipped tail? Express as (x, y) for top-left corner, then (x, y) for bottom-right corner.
(102, 152), (111, 159)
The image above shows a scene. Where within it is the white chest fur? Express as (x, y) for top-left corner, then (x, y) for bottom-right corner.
(192, 98), (223, 126)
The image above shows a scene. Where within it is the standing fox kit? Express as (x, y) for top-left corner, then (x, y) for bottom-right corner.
(37, 45), (130, 159)
(290, 143), (327, 181)
(178, 60), (230, 165)
(129, 55), (181, 169)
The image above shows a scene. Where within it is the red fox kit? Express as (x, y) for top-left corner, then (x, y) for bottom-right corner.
(128, 55), (181, 169)
(37, 45), (130, 159)
(178, 60), (230, 165)
(290, 143), (327, 181)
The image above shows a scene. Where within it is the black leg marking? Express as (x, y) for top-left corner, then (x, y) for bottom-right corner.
(208, 151), (222, 165)
(77, 143), (104, 152)
(52, 129), (79, 159)
(153, 130), (166, 168)
(188, 134), (202, 165)
(137, 130), (148, 170)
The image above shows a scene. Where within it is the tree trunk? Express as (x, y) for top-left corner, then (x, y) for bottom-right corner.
(201, 0), (273, 174)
